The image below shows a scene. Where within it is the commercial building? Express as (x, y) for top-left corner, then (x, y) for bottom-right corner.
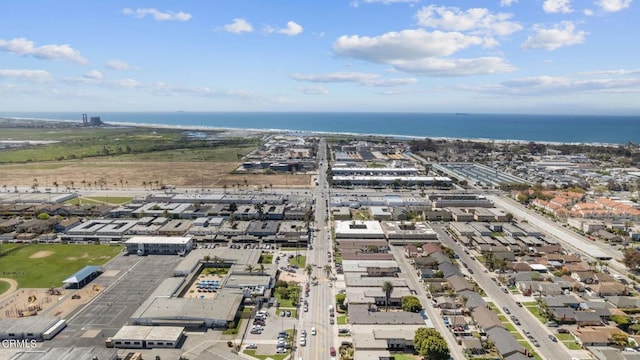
(111, 326), (185, 349)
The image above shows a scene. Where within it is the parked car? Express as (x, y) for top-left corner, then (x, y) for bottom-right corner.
(246, 343), (257, 349)
(558, 328), (570, 334)
(503, 307), (510, 314)
(311, 327), (316, 335)
(329, 317), (334, 325)
(330, 347), (336, 356)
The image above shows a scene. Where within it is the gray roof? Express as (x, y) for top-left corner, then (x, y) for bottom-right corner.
(131, 292), (242, 322)
(486, 327), (524, 357)
(62, 265), (102, 285)
(458, 290), (486, 310)
(348, 304), (425, 325)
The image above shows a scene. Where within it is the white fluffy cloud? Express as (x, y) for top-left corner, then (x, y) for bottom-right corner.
(107, 59), (131, 71)
(278, 21), (304, 36)
(223, 18), (254, 34)
(0, 69), (53, 82)
(392, 57), (516, 76)
(0, 38), (88, 64)
(521, 22), (586, 50)
(290, 72), (417, 87)
(334, 29), (485, 63)
(500, 0), (518, 6)
(122, 8), (191, 21)
(596, 0), (632, 12)
(543, 0), (573, 13)
(83, 70), (103, 80)
(415, 5), (522, 36)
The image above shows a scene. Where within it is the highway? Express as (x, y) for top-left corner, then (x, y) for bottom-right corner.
(487, 195), (627, 275)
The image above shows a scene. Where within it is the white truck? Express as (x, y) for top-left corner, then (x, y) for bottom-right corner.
(329, 304), (335, 317)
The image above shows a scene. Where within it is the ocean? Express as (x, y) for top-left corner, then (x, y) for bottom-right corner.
(1, 112), (638, 145)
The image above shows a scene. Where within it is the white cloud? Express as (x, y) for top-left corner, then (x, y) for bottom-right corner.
(104, 79), (141, 89)
(83, 70), (103, 80)
(290, 72), (417, 87)
(577, 69), (640, 76)
(0, 37), (88, 64)
(543, 0), (573, 13)
(334, 29), (484, 63)
(297, 86), (329, 95)
(498, 75), (640, 95)
(0, 69), (53, 82)
(521, 21), (586, 50)
(122, 8), (191, 21)
(223, 18), (254, 34)
(500, 0), (518, 6)
(596, 0), (632, 12)
(415, 5), (522, 36)
(584, 8), (595, 15)
(107, 59), (131, 71)
(392, 57), (517, 76)
(278, 21), (304, 36)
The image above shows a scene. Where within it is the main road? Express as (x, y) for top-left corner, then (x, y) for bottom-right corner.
(297, 139), (336, 360)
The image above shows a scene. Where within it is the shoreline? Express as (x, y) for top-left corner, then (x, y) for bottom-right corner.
(0, 115), (628, 147)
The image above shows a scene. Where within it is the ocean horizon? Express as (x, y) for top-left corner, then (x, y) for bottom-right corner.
(1, 111), (639, 145)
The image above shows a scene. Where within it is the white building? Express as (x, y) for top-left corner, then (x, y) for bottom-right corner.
(124, 236), (193, 256)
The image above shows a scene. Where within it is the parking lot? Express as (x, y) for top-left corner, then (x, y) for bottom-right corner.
(243, 306), (301, 355)
(42, 254), (183, 349)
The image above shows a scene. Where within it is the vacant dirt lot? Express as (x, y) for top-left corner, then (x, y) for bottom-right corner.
(0, 160), (311, 189)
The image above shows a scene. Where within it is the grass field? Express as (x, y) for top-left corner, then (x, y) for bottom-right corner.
(65, 196), (133, 205)
(0, 280), (10, 295)
(289, 256), (306, 267)
(243, 349), (287, 360)
(0, 244), (122, 288)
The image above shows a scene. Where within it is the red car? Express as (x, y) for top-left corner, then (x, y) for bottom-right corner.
(330, 347), (336, 356)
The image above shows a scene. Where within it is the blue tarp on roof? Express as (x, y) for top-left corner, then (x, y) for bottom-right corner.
(62, 265), (102, 285)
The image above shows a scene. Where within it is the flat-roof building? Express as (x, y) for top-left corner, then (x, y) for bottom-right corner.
(111, 326), (185, 349)
(124, 236), (193, 256)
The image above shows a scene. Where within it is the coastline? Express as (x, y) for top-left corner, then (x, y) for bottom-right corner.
(0, 115), (630, 147)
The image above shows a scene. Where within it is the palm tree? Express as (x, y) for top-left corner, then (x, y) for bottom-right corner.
(323, 264), (333, 279)
(382, 281), (394, 312)
(305, 264), (314, 281)
(245, 264), (255, 275)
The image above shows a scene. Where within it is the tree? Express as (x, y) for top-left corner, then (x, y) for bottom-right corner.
(245, 264), (255, 275)
(36, 213), (51, 220)
(382, 281), (394, 311)
(611, 331), (630, 347)
(336, 293), (346, 308)
(622, 248), (640, 270)
(414, 327), (450, 360)
(401, 296), (422, 313)
(305, 264), (314, 281)
(321, 264), (330, 277)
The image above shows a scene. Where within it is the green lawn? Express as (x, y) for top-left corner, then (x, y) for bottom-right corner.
(524, 305), (546, 322)
(223, 318), (242, 335)
(0, 280), (11, 295)
(518, 341), (542, 360)
(0, 244), (122, 288)
(556, 333), (574, 341)
(564, 341), (582, 350)
(259, 254), (273, 264)
(243, 349), (288, 360)
(337, 314), (348, 324)
(504, 322), (517, 332)
(289, 255), (306, 267)
(201, 267), (230, 275)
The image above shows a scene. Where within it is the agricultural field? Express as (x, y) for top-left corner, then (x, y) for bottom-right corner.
(0, 244), (122, 288)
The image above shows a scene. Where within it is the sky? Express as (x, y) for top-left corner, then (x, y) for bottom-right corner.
(0, 0), (638, 114)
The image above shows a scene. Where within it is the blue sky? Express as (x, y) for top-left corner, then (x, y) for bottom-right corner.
(0, 0), (638, 114)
